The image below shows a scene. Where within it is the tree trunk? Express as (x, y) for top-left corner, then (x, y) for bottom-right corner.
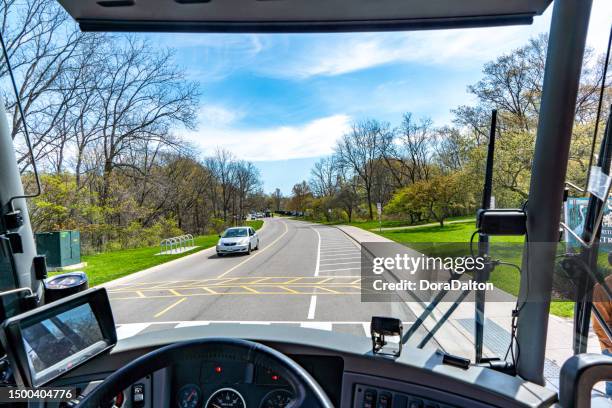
(101, 159), (113, 206)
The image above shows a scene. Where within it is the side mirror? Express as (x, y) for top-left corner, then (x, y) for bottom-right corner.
(559, 353), (612, 407)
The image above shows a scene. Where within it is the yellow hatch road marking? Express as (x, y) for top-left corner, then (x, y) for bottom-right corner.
(279, 286), (299, 294)
(111, 291), (361, 300)
(216, 221), (289, 279)
(241, 286), (260, 294)
(154, 297), (186, 318)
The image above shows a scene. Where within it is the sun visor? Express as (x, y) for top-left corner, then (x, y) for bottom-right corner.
(56, 0), (552, 33)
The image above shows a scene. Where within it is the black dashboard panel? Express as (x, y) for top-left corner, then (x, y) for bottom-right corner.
(289, 355), (343, 407)
(51, 325), (558, 408)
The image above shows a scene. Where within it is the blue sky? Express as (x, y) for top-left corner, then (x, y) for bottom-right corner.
(155, 0), (610, 195)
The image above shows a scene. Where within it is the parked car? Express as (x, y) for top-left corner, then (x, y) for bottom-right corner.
(216, 226), (259, 256)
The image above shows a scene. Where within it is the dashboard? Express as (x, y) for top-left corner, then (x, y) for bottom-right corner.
(45, 324), (558, 408)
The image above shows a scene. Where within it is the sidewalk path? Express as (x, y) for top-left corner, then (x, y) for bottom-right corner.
(372, 218), (473, 231)
(335, 224), (601, 391)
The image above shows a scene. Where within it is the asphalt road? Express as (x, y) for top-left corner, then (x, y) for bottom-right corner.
(108, 218), (430, 344)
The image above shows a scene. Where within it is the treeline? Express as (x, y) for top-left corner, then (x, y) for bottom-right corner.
(290, 35), (610, 226)
(27, 149), (268, 253)
(1, 1), (269, 253)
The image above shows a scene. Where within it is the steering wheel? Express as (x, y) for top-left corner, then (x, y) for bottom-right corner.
(76, 338), (333, 408)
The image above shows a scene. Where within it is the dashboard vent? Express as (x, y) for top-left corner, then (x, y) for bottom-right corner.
(175, 0), (212, 3)
(97, 0), (135, 7)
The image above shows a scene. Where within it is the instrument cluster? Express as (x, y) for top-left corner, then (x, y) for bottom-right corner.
(173, 359), (294, 408)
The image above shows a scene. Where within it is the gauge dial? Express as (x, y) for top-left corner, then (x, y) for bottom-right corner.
(177, 384), (202, 408)
(205, 388), (246, 408)
(260, 389), (294, 408)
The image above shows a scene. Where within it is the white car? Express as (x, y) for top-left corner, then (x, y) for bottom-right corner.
(216, 226), (259, 256)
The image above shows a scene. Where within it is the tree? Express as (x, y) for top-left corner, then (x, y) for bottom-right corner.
(335, 120), (388, 219)
(335, 177), (360, 223)
(289, 181), (312, 213)
(387, 172), (472, 227)
(310, 156), (339, 198)
(0, 0), (98, 170)
(382, 113), (435, 185)
(272, 188), (283, 212)
(234, 161), (261, 221)
(94, 36), (199, 206)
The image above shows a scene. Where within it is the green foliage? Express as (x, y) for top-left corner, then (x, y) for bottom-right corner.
(386, 172), (474, 227)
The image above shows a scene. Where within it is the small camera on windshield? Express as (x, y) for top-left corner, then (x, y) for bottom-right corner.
(370, 316), (403, 358)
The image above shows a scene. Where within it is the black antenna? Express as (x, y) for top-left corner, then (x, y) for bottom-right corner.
(475, 109), (497, 363)
(481, 110), (497, 210)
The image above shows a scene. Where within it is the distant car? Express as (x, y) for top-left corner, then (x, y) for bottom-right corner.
(216, 226), (259, 256)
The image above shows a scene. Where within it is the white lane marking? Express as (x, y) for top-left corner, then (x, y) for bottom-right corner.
(314, 227), (321, 277)
(320, 249), (361, 254)
(307, 295), (317, 320)
(301, 321), (332, 331)
(119, 320), (414, 326)
(116, 323), (150, 340)
(309, 227), (322, 320)
(320, 245), (356, 249)
(321, 250), (356, 254)
(318, 267), (361, 272)
(115, 320), (416, 339)
(318, 261), (361, 266)
(319, 256), (361, 262)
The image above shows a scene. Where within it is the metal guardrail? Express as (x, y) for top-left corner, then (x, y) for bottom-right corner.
(160, 234), (195, 254)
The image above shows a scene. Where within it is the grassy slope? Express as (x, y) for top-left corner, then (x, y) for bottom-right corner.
(52, 220), (265, 287)
(352, 215), (474, 231)
(313, 215), (473, 231)
(370, 220), (572, 318)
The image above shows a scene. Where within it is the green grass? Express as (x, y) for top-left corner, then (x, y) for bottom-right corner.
(245, 219), (264, 230)
(350, 215), (474, 231)
(377, 221), (523, 243)
(305, 215), (474, 231)
(549, 302), (575, 318)
(51, 220), (265, 287)
(360, 219), (574, 318)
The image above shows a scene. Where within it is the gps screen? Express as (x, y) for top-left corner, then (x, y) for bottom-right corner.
(21, 303), (107, 386)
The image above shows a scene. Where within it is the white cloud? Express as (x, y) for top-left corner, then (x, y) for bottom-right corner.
(197, 105), (244, 127)
(183, 114), (351, 161)
(260, 27), (549, 79)
(255, 0), (611, 79)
